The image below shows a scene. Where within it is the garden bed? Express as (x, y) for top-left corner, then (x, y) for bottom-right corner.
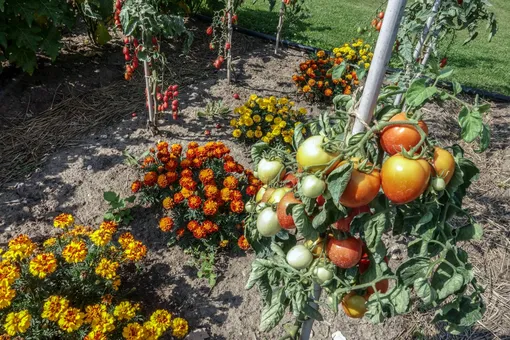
(0, 21), (509, 339)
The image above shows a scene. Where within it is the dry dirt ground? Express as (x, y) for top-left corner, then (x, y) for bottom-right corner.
(0, 20), (509, 340)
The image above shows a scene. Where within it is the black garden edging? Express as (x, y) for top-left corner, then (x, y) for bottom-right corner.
(194, 14), (510, 103)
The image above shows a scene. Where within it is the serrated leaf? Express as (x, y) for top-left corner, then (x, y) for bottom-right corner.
(396, 257), (430, 286)
(433, 294), (485, 332)
(7, 45), (37, 74)
(458, 107), (483, 143)
(250, 142), (270, 165)
(454, 223), (483, 242)
(326, 162), (353, 210)
(292, 204), (317, 240)
(293, 122), (305, 150)
(246, 261), (268, 290)
(414, 277), (437, 305)
(437, 273), (465, 300)
(475, 123), (490, 153)
(259, 289), (286, 332)
(94, 22), (111, 45)
(406, 78), (437, 107)
(312, 200), (342, 231)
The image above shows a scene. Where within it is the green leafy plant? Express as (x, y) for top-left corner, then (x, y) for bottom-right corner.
(197, 100), (230, 118)
(103, 191), (136, 225)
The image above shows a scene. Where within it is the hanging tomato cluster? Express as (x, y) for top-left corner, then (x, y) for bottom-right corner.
(114, 0), (125, 29)
(244, 102), (484, 334)
(146, 85), (180, 119)
(122, 36), (140, 80)
(206, 10), (238, 70)
(370, 11), (384, 32)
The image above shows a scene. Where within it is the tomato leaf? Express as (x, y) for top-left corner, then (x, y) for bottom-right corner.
(414, 277), (437, 306)
(291, 291), (306, 317)
(437, 67), (454, 80)
(433, 294), (485, 334)
(475, 123), (490, 153)
(259, 289), (287, 332)
(453, 223), (483, 242)
(435, 271), (466, 300)
(359, 212), (390, 258)
(365, 285), (411, 323)
(326, 162), (353, 210)
(458, 106), (483, 143)
(250, 142), (270, 165)
(396, 257), (430, 286)
(292, 204), (318, 240)
(312, 200), (342, 231)
(406, 78), (437, 107)
(331, 62), (347, 81)
(293, 123), (305, 150)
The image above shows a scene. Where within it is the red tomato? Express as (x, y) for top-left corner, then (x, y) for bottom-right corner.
(376, 21), (383, 31)
(432, 147), (455, 185)
(334, 206), (370, 232)
(339, 160), (380, 208)
(326, 237), (362, 269)
(380, 113), (429, 155)
(276, 192), (301, 230)
(316, 195), (325, 207)
(381, 155), (431, 204)
(283, 173), (298, 188)
(371, 19), (378, 27)
(378, 11), (384, 19)
(365, 279), (389, 299)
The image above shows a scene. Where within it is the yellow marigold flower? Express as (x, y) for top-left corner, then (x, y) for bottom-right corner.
(232, 129), (242, 138)
(114, 301), (139, 321)
(272, 128), (281, 137)
(246, 130), (254, 138)
(29, 252), (57, 279)
(54, 213), (74, 229)
(219, 240), (229, 248)
(278, 97), (289, 105)
(4, 234), (36, 261)
(245, 117), (254, 126)
(299, 108), (307, 115)
(58, 307), (84, 333)
(123, 241), (147, 262)
(0, 280), (16, 309)
(284, 136), (292, 144)
(274, 117), (282, 124)
(162, 197), (174, 210)
(229, 119), (238, 127)
(316, 50), (326, 58)
(302, 85), (311, 93)
(99, 221), (118, 234)
(113, 276), (121, 291)
(255, 130), (263, 138)
(249, 94), (257, 101)
(123, 322), (145, 339)
(364, 63), (370, 69)
(4, 310), (31, 336)
(172, 317), (189, 339)
(90, 229), (113, 247)
(279, 121), (287, 129)
(143, 321), (163, 340)
(150, 310), (172, 332)
(265, 114), (274, 122)
(43, 237), (57, 248)
(261, 136), (270, 143)
(42, 296), (69, 321)
(84, 330), (107, 340)
(91, 311), (115, 334)
(85, 304), (107, 324)
(0, 261), (20, 285)
(252, 115), (261, 123)
(159, 217), (174, 232)
(118, 232), (135, 249)
(62, 241), (88, 263)
(95, 258), (119, 280)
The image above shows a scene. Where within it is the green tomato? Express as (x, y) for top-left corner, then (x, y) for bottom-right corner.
(432, 177), (446, 191)
(286, 245), (313, 269)
(313, 266), (334, 284)
(257, 207), (281, 237)
(296, 135), (338, 172)
(256, 202), (267, 213)
(255, 185), (267, 203)
(267, 187), (292, 204)
(301, 175), (326, 198)
(245, 201), (255, 213)
(257, 158), (285, 184)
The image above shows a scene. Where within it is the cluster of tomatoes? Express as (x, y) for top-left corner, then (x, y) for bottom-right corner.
(248, 111), (456, 318)
(149, 85), (180, 119)
(114, 0), (125, 29)
(370, 11), (384, 32)
(205, 11), (238, 70)
(122, 36), (140, 80)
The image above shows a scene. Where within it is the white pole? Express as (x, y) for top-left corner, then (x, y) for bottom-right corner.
(352, 0), (407, 134)
(275, 2), (285, 55)
(413, 0), (442, 60)
(226, 0), (233, 84)
(142, 34), (155, 130)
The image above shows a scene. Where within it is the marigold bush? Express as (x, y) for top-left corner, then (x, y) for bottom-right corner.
(292, 39), (373, 102)
(230, 95), (308, 146)
(133, 141), (262, 253)
(0, 214), (189, 339)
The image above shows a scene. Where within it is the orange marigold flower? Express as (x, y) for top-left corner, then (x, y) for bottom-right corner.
(324, 88), (333, 97)
(224, 161), (237, 172)
(303, 85), (311, 93)
(196, 146), (207, 158)
(186, 149), (195, 159)
(202, 220), (219, 233)
(159, 217), (174, 232)
(246, 185), (257, 196)
(188, 142), (199, 149)
(157, 174), (168, 188)
(143, 172), (158, 186)
(187, 221), (200, 232)
(235, 164), (244, 173)
(176, 228), (185, 238)
(143, 156), (156, 166)
(181, 188), (193, 199)
(308, 79), (316, 87)
(118, 233), (135, 249)
(181, 169), (193, 178)
(131, 181), (142, 193)
(204, 185), (219, 199)
(165, 159), (178, 171)
(179, 177), (197, 191)
(230, 200), (244, 213)
(157, 150), (169, 161)
(171, 144), (182, 155)
(192, 158), (202, 168)
(199, 169), (215, 184)
(238, 235), (250, 250)
(180, 159), (192, 168)
(100, 221), (118, 234)
(292, 75), (299, 82)
(231, 190), (243, 201)
(188, 196), (202, 209)
(162, 197), (174, 210)
(213, 148), (224, 159)
(157, 141), (169, 151)
(220, 188), (231, 202)
(223, 176), (239, 189)
(124, 240), (147, 262)
(203, 199), (219, 216)
(174, 192), (185, 204)
(193, 228), (207, 239)
(166, 171), (178, 184)
(157, 165), (165, 173)
(224, 155), (234, 162)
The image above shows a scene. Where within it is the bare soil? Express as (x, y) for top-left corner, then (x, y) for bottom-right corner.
(0, 20), (509, 340)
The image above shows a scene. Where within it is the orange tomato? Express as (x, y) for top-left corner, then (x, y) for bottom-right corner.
(341, 292), (367, 318)
(326, 237), (362, 269)
(380, 113), (429, 155)
(339, 160), (380, 208)
(381, 155), (431, 204)
(432, 147), (455, 185)
(276, 192), (301, 230)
